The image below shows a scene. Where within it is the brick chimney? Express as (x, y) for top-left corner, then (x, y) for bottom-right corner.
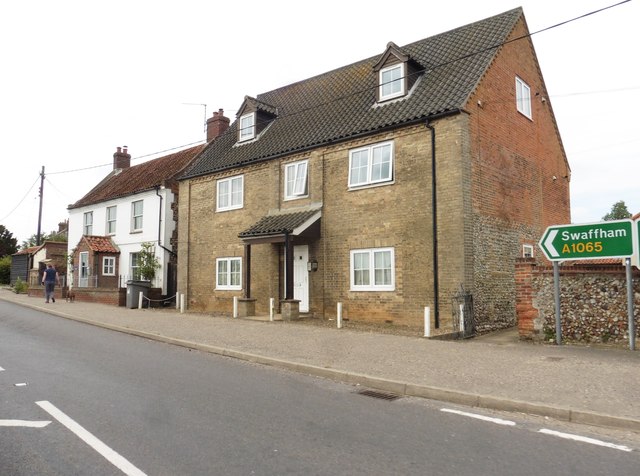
(206, 109), (230, 142)
(113, 146), (131, 170)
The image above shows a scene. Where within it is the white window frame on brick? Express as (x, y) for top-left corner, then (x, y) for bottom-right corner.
(102, 256), (116, 276)
(516, 76), (532, 119)
(239, 112), (255, 142)
(216, 257), (242, 290)
(379, 63), (405, 101)
(83, 211), (93, 235)
(522, 244), (534, 258)
(131, 200), (144, 232)
(348, 141), (394, 188)
(217, 175), (244, 211)
(284, 160), (309, 200)
(106, 206), (117, 235)
(350, 247), (395, 291)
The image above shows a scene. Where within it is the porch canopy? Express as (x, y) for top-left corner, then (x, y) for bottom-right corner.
(238, 209), (321, 299)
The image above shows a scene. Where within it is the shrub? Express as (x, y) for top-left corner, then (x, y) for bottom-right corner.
(0, 255), (10, 284)
(13, 277), (28, 294)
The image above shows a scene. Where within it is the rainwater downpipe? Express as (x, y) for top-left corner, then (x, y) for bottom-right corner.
(155, 186), (176, 258)
(425, 121), (440, 328)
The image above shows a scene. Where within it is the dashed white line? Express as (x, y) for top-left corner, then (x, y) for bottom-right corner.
(0, 365), (5, 371)
(440, 408), (516, 426)
(539, 428), (632, 452)
(0, 420), (51, 428)
(36, 401), (147, 476)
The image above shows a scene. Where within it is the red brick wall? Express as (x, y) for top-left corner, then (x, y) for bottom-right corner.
(466, 17), (571, 331)
(468, 17), (570, 228)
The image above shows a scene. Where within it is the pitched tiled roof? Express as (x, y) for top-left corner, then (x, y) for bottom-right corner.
(182, 8), (522, 179)
(13, 246), (40, 256)
(239, 209), (320, 238)
(69, 144), (205, 209)
(82, 235), (119, 253)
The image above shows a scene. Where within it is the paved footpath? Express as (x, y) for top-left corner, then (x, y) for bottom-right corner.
(2, 289), (639, 432)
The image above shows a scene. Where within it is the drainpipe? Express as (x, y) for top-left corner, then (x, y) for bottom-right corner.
(425, 121), (440, 328)
(155, 187), (176, 257)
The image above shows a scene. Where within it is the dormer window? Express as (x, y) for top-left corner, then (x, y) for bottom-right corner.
(239, 112), (255, 142)
(379, 63), (405, 101)
(373, 42), (422, 104)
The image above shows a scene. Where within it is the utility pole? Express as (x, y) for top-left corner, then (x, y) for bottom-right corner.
(36, 166), (44, 246)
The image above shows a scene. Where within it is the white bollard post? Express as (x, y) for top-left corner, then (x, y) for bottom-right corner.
(424, 307), (431, 337)
(180, 294), (185, 314)
(269, 298), (275, 322)
(233, 296), (238, 319)
(459, 304), (465, 333)
(176, 293), (180, 310)
(138, 291), (143, 309)
(337, 302), (343, 329)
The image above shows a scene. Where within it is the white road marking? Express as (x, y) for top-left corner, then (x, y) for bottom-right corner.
(0, 420), (51, 428)
(14, 382), (27, 386)
(36, 401), (147, 476)
(0, 366), (5, 371)
(539, 428), (632, 452)
(440, 408), (516, 426)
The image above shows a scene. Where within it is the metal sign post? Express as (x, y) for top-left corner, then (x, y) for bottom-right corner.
(553, 262), (561, 345)
(626, 258), (636, 351)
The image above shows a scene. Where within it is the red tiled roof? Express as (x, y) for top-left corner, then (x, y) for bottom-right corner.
(82, 235), (119, 253)
(13, 246), (40, 256)
(69, 144), (205, 209)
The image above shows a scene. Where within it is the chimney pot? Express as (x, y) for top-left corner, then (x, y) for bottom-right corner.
(113, 145), (131, 170)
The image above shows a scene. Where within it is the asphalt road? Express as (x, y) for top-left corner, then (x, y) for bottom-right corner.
(1, 301), (639, 475)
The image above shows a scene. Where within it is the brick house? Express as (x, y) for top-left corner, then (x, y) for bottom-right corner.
(67, 143), (207, 304)
(177, 8), (570, 334)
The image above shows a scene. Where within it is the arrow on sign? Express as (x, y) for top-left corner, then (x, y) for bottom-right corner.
(543, 229), (559, 258)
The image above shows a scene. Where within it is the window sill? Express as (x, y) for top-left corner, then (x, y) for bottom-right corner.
(348, 180), (394, 191)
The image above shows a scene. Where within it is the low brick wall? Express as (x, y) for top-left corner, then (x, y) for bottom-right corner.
(516, 258), (640, 344)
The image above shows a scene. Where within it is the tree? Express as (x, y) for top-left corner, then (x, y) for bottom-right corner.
(0, 225), (18, 257)
(21, 230), (67, 249)
(602, 200), (631, 221)
(138, 242), (161, 281)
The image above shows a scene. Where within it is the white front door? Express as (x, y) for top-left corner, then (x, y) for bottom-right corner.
(293, 245), (309, 312)
(79, 252), (89, 288)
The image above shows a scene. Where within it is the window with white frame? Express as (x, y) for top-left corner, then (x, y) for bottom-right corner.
(106, 206), (117, 235)
(131, 200), (143, 232)
(130, 252), (141, 280)
(523, 244), (534, 258)
(216, 257), (242, 290)
(379, 63), (405, 101)
(350, 247), (395, 291)
(102, 256), (116, 275)
(239, 112), (255, 142)
(516, 76), (532, 119)
(284, 160), (308, 199)
(83, 211), (93, 235)
(349, 141), (394, 187)
(217, 175), (244, 211)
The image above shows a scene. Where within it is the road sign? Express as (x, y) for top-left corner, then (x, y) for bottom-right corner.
(538, 219), (634, 261)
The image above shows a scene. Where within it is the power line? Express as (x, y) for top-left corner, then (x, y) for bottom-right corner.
(222, 1), (635, 142)
(44, 1), (632, 175)
(0, 174), (40, 222)
(47, 140), (205, 175)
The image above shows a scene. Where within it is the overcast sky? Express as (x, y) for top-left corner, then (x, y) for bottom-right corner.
(1, 0), (638, 244)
